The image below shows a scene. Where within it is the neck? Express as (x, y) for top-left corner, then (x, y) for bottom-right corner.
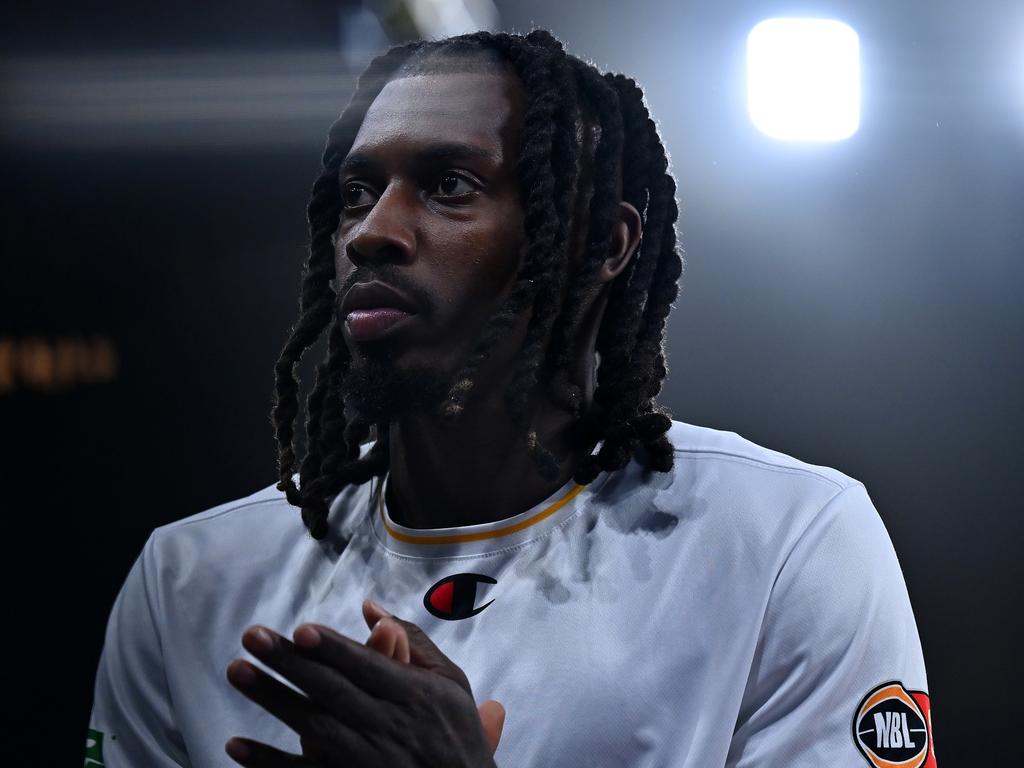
(382, 285), (610, 529)
(384, 381), (596, 530)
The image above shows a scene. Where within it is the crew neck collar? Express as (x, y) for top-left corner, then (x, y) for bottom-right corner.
(367, 468), (612, 559)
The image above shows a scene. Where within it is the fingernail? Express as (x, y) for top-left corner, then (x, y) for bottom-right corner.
(245, 627), (274, 654)
(294, 625), (321, 648)
(230, 661), (257, 686)
(367, 599), (392, 617)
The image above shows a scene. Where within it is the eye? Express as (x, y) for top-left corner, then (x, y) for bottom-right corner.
(430, 172), (477, 200)
(341, 182), (376, 210)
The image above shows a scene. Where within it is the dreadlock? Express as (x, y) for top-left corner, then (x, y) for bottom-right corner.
(271, 29), (685, 540)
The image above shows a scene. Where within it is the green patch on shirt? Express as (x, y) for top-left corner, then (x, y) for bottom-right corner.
(85, 728), (105, 767)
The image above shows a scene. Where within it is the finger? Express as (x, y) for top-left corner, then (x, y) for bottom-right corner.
(394, 620), (410, 664)
(387, 617), (472, 693)
(357, 612), (472, 693)
(225, 736), (320, 767)
(366, 617), (396, 658)
(290, 623), (421, 700)
(362, 598), (391, 631)
(478, 700), (506, 755)
(361, 602), (413, 666)
(359, 613), (471, 696)
(366, 618), (410, 664)
(227, 657), (372, 757)
(245, 626), (381, 716)
(226, 659), (326, 739)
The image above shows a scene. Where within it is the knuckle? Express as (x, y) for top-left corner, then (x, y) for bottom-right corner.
(430, 675), (466, 706)
(321, 674), (353, 713)
(445, 667), (471, 694)
(434, 661), (471, 694)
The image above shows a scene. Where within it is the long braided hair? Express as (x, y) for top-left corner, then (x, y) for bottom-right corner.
(271, 30), (684, 540)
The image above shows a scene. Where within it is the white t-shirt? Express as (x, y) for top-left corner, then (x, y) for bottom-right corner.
(87, 420), (936, 767)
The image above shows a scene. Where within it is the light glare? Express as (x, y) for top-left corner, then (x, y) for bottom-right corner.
(747, 18), (861, 142)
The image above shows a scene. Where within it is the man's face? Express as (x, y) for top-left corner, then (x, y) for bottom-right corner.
(333, 66), (527, 420)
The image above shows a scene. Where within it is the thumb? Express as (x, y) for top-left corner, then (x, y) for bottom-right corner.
(478, 700), (506, 755)
(365, 616), (411, 664)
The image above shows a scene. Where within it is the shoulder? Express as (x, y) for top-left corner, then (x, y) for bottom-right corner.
(601, 420), (881, 579)
(146, 453), (379, 560)
(665, 419), (866, 530)
(138, 483), (303, 601)
(629, 419), (866, 530)
(661, 422), (918, 640)
(664, 419), (858, 492)
(159, 480), (293, 530)
(149, 477), (373, 554)
(150, 481), (298, 556)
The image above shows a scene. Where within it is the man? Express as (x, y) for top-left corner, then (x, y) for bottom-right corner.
(87, 30), (935, 768)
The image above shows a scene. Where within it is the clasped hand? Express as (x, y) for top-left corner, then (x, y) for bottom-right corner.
(224, 600), (505, 767)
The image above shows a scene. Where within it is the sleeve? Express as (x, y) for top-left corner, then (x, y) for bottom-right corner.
(86, 532), (191, 767)
(726, 482), (936, 768)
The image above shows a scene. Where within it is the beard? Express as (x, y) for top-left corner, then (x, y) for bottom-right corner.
(338, 347), (453, 424)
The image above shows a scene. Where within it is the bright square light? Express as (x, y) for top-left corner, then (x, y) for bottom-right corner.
(747, 18), (861, 141)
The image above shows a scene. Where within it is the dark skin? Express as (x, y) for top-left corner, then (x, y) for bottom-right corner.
(226, 65), (642, 766)
(225, 602), (501, 766)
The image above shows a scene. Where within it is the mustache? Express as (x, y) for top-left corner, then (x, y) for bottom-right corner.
(335, 266), (432, 315)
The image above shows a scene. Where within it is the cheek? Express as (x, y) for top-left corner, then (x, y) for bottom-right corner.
(441, 207), (523, 292)
(438, 234), (522, 323)
(332, 202), (525, 324)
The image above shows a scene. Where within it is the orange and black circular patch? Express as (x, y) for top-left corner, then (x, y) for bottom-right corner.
(852, 681), (935, 767)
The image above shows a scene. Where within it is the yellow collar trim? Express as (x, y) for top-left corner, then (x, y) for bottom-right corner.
(378, 478), (587, 545)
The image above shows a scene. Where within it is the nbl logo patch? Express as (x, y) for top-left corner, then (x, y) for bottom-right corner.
(853, 681), (936, 768)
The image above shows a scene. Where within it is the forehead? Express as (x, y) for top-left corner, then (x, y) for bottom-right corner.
(349, 70), (525, 161)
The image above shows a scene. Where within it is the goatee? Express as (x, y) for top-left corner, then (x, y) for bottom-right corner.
(339, 351), (452, 423)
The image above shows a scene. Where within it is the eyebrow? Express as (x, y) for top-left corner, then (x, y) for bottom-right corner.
(339, 142), (499, 177)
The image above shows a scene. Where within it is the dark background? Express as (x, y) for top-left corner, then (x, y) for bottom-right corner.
(1, 0), (1020, 763)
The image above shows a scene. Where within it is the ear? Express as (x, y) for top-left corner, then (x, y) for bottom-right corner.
(596, 201), (642, 284)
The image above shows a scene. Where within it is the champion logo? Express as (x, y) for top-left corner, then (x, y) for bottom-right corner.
(853, 681), (936, 768)
(423, 573), (496, 620)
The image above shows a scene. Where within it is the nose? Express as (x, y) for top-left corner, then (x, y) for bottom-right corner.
(344, 182), (417, 267)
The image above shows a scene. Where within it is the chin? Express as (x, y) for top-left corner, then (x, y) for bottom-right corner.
(340, 354), (451, 423)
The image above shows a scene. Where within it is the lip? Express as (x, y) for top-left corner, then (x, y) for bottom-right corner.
(341, 281), (420, 316)
(345, 308), (417, 342)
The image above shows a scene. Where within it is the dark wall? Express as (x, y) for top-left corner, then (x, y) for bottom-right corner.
(1, 0), (1020, 763)
(0, 148), (321, 761)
